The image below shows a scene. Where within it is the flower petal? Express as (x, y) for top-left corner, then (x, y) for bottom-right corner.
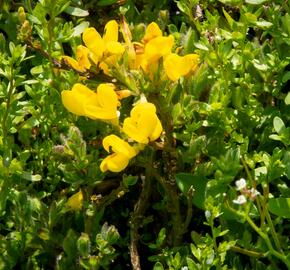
(84, 106), (118, 119)
(102, 134), (137, 158)
(163, 53), (188, 81)
(106, 41), (125, 55)
(103, 20), (119, 43)
(100, 153), (130, 172)
(164, 53), (199, 81)
(149, 116), (163, 141)
(142, 22), (162, 43)
(83, 27), (105, 59)
(67, 190), (83, 210)
(123, 117), (149, 144)
(96, 84), (119, 109)
(76, 45), (91, 70)
(62, 56), (85, 72)
(84, 84), (119, 119)
(130, 102), (157, 117)
(61, 83), (96, 116)
(144, 35), (174, 63)
(184, 53), (199, 72)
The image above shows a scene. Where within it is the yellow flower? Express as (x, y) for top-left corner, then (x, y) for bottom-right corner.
(82, 20), (125, 73)
(142, 22), (162, 44)
(133, 22), (174, 77)
(163, 53), (199, 81)
(123, 103), (163, 144)
(67, 190), (83, 211)
(144, 35), (174, 64)
(61, 83), (119, 120)
(62, 45), (92, 72)
(100, 135), (138, 172)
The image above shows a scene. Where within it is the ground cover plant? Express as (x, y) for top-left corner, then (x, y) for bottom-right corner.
(0, 0), (290, 269)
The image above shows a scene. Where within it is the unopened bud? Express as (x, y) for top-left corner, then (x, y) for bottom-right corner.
(77, 233), (91, 257)
(116, 90), (132, 99)
(18, 7), (26, 23)
(159, 10), (169, 22)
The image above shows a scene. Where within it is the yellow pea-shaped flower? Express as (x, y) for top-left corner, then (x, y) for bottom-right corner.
(100, 135), (138, 172)
(123, 103), (163, 144)
(61, 83), (119, 120)
(163, 53), (199, 81)
(144, 35), (174, 64)
(82, 20), (125, 69)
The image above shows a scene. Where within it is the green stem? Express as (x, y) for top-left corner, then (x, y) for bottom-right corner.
(245, 215), (290, 268)
(211, 222), (218, 252)
(225, 201), (290, 269)
(230, 245), (264, 258)
(2, 78), (14, 139)
(182, 186), (194, 233)
(264, 205), (282, 252)
(241, 158), (282, 253)
(241, 158), (264, 224)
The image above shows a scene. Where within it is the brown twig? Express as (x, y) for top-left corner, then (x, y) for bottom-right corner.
(129, 149), (154, 270)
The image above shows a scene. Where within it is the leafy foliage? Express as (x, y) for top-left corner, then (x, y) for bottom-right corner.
(0, 0), (290, 269)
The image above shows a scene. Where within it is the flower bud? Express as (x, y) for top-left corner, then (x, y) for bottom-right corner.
(77, 233), (91, 258)
(18, 7), (26, 23)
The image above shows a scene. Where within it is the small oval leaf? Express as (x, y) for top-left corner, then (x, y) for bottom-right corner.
(268, 198), (290, 218)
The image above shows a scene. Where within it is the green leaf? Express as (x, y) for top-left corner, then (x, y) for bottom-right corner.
(254, 166), (267, 181)
(63, 229), (78, 259)
(21, 171), (42, 181)
(186, 257), (198, 270)
(244, 13), (257, 24)
(194, 42), (209, 51)
(30, 65), (44, 75)
(175, 173), (208, 209)
(283, 151), (290, 179)
(156, 228), (166, 247)
(273, 116), (286, 134)
(268, 198), (290, 218)
(153, 262), (164, 270)
(218, 0), (242, 4)
(252, 59), (268, 71)
(269, 134), (282, 141)
(73, 21), (90, 37)
(222, 8), (234, 29)
(22, 117), (40, 129)
(282, 72), (290, 83)
(245, 0), (267, 4)
(123, 175), (138, 186)
(64, 6), (89, 17)
(285, 92), (290, 105)
(255, 20), (273, 29)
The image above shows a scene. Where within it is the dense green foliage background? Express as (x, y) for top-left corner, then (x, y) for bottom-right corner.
(0, 0), (290, 269)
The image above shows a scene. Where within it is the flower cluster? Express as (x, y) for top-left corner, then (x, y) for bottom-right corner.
(233, 178), (260, 205)
(128, 22), (199, 81)
(100, 102), (162, 172)
(61, 20), (199, 172)
(62, 20), (199, 81)
(63, 20), (124, 74)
